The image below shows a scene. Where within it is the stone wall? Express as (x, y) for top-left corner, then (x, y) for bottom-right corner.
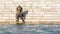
(0, 0), (60, 22)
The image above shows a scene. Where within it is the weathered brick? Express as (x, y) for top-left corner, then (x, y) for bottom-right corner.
(0, 0), (60, 22)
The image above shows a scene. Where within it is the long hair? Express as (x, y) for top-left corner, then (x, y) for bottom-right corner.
(16, 5), (23, 13)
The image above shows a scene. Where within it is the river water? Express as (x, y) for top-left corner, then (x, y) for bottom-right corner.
(0, 24), (60, 34)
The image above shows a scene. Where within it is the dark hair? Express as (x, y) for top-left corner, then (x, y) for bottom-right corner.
(18, 5), (23, 12)
(20, 6), (23, 12)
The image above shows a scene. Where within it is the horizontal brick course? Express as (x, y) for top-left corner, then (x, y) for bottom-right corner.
(0, 0), (60, 22)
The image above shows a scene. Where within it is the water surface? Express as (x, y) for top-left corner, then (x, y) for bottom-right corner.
(0, 24), (60, 34)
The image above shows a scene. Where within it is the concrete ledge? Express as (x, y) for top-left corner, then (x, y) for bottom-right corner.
(0, 21), (60, 25)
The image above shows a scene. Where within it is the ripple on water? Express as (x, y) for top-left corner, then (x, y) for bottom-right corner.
(0, 25), (60, 34)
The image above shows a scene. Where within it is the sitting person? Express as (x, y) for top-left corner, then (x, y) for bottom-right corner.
(16, 5), (25, 23)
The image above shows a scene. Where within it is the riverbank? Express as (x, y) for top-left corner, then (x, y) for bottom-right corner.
(0, 21), (60, 25)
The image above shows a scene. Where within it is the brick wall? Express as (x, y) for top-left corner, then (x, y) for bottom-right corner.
(0, 0), (60, 22)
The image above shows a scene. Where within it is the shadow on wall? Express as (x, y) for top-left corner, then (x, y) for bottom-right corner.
(22, 10), (28, 20)
(23, 10), (28, 17)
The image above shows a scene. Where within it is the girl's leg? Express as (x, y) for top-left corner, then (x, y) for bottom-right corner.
(16, 15), (19, 22)
(21, 17), (25, 23)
